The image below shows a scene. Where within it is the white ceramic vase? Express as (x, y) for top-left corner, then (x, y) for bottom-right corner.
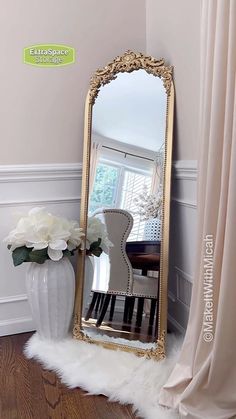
(26, 257), (75, 340)
(143, 217), (162, 241)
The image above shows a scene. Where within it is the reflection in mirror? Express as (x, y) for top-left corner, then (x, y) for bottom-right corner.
(82, 69), (166, 348)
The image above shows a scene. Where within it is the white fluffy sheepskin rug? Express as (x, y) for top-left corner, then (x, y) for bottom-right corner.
(24, 333), (182, 419)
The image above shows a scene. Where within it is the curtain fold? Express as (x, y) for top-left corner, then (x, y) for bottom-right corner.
(151, 151), (164, 194)
(89, 141), (102, 193)
(151, 160), (161, 194)
(159, 1), (236, 417)
(151, 163), (158, 194)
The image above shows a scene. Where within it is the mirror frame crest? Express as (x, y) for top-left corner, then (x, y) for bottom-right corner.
(73, 50), (174, 360)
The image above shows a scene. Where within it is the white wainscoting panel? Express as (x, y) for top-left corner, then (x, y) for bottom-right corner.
(168, 160), (197, 333)
(0, 163), (82, 336)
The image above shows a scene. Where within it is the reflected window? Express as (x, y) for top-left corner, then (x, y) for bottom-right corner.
(89, 158), (152, 240)
(89, 163), (120, 213)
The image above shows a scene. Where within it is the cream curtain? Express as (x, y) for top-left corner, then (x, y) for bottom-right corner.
(89, 141), (102, 192)
(159, 1), (236, 418)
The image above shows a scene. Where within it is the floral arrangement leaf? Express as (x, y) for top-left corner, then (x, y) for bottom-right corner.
(28, 248), (49, 264)
(88, 238), (103, 257)
(10, 246), (31, 266)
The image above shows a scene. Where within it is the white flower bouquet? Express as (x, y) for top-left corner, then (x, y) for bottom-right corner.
(86, 217), (113, 257)
(134, 185), (163, 220)
(4, 207), (84, 266)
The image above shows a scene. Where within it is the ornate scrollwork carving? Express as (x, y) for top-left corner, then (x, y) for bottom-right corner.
(89, 50), (173, 104)
(145, 331), (166, 360)
(73, 326), (166, 361)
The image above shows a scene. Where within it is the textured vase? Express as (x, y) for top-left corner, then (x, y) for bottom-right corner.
(82, 256), (94, 314)
(143, 218), (162, 241)
(26, 257), (75, 340)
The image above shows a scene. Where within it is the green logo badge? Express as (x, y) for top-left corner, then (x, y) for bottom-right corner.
(23, 44), (75, 67)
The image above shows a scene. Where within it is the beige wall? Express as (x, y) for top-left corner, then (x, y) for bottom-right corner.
(0, 0), (146, 164)
(146, 0), (201, 160)
(1, 0), (200, 164)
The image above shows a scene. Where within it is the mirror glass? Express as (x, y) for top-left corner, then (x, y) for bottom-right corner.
(81, 69), (167, 349)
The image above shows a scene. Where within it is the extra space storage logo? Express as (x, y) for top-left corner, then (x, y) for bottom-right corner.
(23, 44), (75, 67)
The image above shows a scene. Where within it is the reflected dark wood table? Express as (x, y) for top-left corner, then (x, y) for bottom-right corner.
(126, 240), (161, 273)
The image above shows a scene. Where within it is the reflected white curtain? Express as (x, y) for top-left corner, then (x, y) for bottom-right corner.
(151, 161), (160, 194)
(151, 154), (163, 194)
(89, 141), (102, 192)
(159, 1), (236, 418)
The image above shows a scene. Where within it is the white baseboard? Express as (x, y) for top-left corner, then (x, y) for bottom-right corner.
(0, 317), (35, 336)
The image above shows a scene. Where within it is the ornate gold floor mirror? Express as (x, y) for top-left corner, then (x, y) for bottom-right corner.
(73, 51), (174, 359)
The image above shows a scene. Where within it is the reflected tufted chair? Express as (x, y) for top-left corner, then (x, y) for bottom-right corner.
(84, 208), (159, 329)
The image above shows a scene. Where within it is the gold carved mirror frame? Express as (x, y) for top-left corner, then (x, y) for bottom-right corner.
(73, 51), (174, 360)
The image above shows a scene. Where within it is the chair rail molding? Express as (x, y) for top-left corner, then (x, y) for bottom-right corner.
(0, 163), (83, 183)
(172, 160), (197, 180)
(0, 294), (28, 304)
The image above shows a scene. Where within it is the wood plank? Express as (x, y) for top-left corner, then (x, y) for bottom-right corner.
(0, 335), (18, 419)
(0, 333), (136, 419)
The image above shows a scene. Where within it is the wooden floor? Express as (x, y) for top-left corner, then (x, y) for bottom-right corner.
(0, 332), (136, 419)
